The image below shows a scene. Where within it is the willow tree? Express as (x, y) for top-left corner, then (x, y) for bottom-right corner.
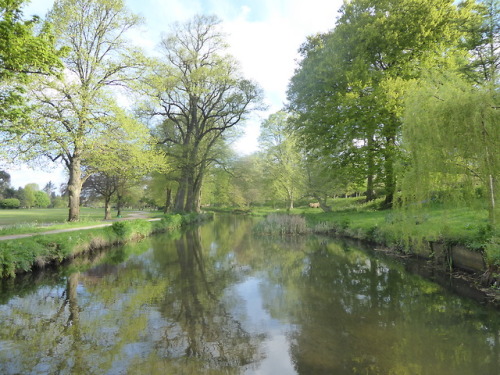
(403, 72), (499, 228)
(288, 0), (474, 207)
(142, 15), (262, 213)
(1, 0), (146, 221)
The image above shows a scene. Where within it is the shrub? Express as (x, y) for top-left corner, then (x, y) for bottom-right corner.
(0, 198), (20, 209)
(161, 214), (184, 229)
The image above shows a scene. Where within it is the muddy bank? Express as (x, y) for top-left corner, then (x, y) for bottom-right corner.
(344, 238), (500, 308)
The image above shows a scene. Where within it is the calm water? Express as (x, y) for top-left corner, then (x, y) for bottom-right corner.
(0, 215), (499, 374)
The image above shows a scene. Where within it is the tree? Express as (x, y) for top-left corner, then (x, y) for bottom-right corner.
(42, 181), (56, 197)
(288, 0), (473, 207)
(0, 170), (11, 198)
(403, 71), (499, 227)
(34, 190), (50, 207)
(142, 15), (262, 213)
(0, 0), (63, 124)
(258, 111), (305, 210)
(20, 183), (37, 208)
(462, 0), (500, 85)
(1, 0), (146, 221)
(82, 172), (117, 219)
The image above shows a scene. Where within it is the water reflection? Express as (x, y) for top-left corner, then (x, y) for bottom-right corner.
(0, 215), (499, 374)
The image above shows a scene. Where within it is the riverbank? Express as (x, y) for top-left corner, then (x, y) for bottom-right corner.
(0, 213), (212, 277)
(230, 198), (500, 304)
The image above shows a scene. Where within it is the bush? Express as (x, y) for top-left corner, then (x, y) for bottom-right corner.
(160, 214), (184, 229)
(111, 220), (153, 240)
(0, 198), (20, 209)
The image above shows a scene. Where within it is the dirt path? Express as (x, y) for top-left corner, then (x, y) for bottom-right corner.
(0, 211), (160, 241)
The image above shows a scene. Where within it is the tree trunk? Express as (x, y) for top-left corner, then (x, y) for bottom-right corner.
(104, 196), (112, 220)
(288, 191), (294, 211)
(184, 171), (196, 212)
(116, 193), (122, 217)
(67, 158), (83, 222)
(174, 173), (188, 212)
(185, 175), (202, 213)
(487, 174), (496, 227)
(366, 136), (376, 201)
(163, 187), (172, 213)
(382, 136), (396, 209)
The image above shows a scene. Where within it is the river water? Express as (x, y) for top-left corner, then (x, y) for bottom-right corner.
(0, 215), (499, 374)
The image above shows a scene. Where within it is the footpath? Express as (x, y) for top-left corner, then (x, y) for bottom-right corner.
(0, 212), (161, 241)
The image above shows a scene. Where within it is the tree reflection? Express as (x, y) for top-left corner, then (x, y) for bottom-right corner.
(268, 239), (500, 375)
(153, 226), (263, 371)
(1, 217), (499, 374)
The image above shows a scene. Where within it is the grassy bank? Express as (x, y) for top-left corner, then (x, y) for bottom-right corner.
(226, 197), (498, 266)
(0, 213), (212, 277)
(0, 208), (160, 236)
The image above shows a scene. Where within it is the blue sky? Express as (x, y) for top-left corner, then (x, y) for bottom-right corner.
(8, 0), (343, 188)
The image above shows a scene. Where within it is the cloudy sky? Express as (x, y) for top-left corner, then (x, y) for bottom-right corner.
(7, 0), (344, 188)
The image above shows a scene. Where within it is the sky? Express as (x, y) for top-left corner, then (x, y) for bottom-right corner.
(5, 0), (344, 189)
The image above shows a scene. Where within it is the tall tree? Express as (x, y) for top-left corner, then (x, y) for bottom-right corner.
(1, 0), (146, 221)
(462, 0), (500, 85)
(403, 71), (499, 228)
(0, 170), (11, 198)
(288, 0), (473, 207)
(0, 0), (63, 124)
(258, 111), (305, 210)
(142, 15), (262, 213)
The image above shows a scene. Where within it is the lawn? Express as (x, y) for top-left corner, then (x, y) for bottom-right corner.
(208, 197), (491, 251)
(0, 207), (160, 236)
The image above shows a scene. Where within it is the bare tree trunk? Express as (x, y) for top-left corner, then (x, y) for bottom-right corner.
(116, 193), (122, 217)
(67, 158), (82, 222)
(365, 135), (376, 201)
(174, 173), (188, 212)
(104, 196), (112, 220)
(382, 135), (396, 209)
(488, 174), (496, 227)
(163, 187), (172, 214)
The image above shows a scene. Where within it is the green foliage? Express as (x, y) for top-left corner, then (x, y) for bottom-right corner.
(0, 0), (64, 123)
(111, 220), (154, 240)
(0, 212), (210, 277)
(0, 238), (45, 277)
(288, 0), (473, 207)
(484, 235), (500, 266)
(160, 214), (184, 228)
(0, 198), (20, 209)
(143, 14), (263, 212)
(402, 71), (499, 228)
(33, 191), (50, 208)
(258, 111), (306, 210)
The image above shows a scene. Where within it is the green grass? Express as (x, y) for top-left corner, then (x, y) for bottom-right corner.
(0, 208), (160, 236)
(0, 213), (212, 277)
(210, 197), (495, 261)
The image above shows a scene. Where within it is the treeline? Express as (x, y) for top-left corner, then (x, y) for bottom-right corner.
(1, 0), (498, 232)
(283, 0), (498, 226)
(0, 172), (65, 209)
(0, 0), (261, 221)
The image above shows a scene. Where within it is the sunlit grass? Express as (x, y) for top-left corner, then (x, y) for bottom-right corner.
(0, 208), (160, 236)
(208, 197), (491, 252)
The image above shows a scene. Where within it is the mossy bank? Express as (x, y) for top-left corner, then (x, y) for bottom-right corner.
(0, 213), (212, 278)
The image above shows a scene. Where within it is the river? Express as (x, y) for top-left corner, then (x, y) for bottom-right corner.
(0, 215), (499, 374)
